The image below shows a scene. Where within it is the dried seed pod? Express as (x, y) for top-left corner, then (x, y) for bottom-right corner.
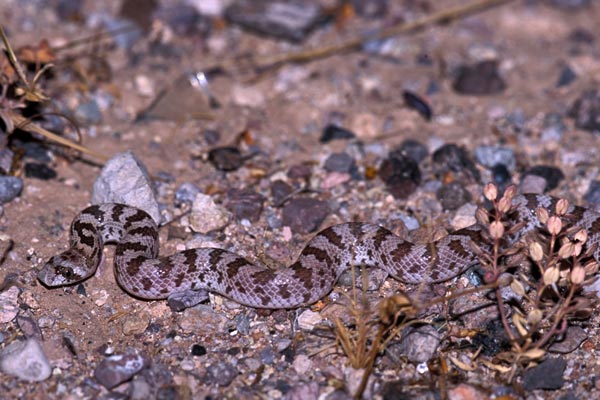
(527, 308), (543, 326)
(510, 279), (526, 296)
(584, 260), (599, 275)
(483, 183), (498, 201)
(574, 229), (588, 243)
(497, 197), (511, 214)
(536, 207), (549, 225)
(555, 198), (569, 216)
(571, 265), (585, 285)
(543, 266), (560, 285)
(489, 221), (505, 240)
(475, 207), (489, 225)
(503, 185), (517, 201)
(529, 241), (544, 262)
(558, 241), (575, 259)
(547, 216), (563, 235)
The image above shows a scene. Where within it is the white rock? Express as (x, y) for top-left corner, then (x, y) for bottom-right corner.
(0, 339), (52, 382)
(91, 151), (161, 223)
(297, 310), (324, 331)
(189, 193), (231, 234)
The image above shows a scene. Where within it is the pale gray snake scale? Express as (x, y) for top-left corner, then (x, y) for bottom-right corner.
(37, 194), (600, 309)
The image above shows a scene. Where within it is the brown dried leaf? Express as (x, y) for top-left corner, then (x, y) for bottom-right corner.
(16, 39), (56, 64)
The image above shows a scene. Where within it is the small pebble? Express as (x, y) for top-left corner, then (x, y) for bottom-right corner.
(94, 349), (147, 389)
(0, 338), (52, 382)
(0, 286), (19, 323)
(191, 344), (207, 356)
(207, 146), (245, 171)
(474, 146), (516, 171)
(452, 60), (506, 95)
(17, 315), (42, 340)
(297, 310), (324, 331)
(568, 89), (600, 132)
(288, 163), (312, 179)
(270, 180), (294, 205)
(394, 139), (428, 164)
(225, 0), (324, 43)
(320, 124), (356, 143)
(24, 163), (57, 180)
(351, 112), (379, 139)
(522, 357), (566, 390)
(436, 182), (472, 210)
(324, 152), (356, 173)
(549, 326), (587, 353)
(259, 347), (276, 364)
(391, 325), (441, 363)
(174, 182), (201, 205)
(556, 65), (577, 87)
(91, 151), (161, 223)
(519, 174), (548, 194)
(0, 176), (23, 204)
(225, 188), (264, 221)
(178, 304), (231, 334)
(205, 361), (238, 387)
(122, 314), (149, 336)
(321, 172), (352, 190)
(234, 313), (251, 335)
(522, 165), (564, 191)
(282, 198), (330, 234)
(541, 113), (566, 142)
(491, 164), (512, 187)
(292, 354), (312, 375)
(189, 193), (231, 234)
(432, 144), (480, 180)
(403, 90), (432, 121)
(74, 99), (102, 124)
(378, 154), (421, 199)
(129, 378), (153, 400)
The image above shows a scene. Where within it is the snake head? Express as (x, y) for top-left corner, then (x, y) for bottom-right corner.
(38, 250), (90, 287)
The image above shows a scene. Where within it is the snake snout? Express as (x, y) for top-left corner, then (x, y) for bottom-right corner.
(38, 251), (88, 287)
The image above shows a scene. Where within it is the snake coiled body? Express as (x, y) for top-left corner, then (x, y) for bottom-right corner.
(38, 194), (600, 308)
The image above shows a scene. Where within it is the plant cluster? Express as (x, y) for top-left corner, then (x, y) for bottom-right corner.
(476, 183), (598, 379)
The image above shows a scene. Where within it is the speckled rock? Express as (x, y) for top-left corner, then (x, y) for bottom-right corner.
(0, 176), (23, 204)
(0, 286), (19, 323)
(0, 339), (51, 382)
(94, 349), (147, 389)
(205, 361), (238, 387)
(91, 151), (161, 223)
(189, 193), (231, 234)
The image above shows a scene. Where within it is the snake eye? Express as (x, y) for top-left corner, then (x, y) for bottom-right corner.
(57, 265), (74, 279)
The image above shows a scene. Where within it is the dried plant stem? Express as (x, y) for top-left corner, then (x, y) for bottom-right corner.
(10, 111), (108, 161)
(249, 0), (514, 70)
